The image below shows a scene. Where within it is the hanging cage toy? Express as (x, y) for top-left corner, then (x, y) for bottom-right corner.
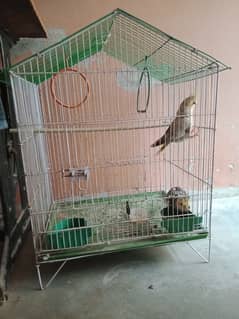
(50, 67), (90, 108)
(136, 56), (151, 113)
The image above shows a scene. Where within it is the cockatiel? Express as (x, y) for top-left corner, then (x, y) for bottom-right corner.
(151, 95), (197, 152)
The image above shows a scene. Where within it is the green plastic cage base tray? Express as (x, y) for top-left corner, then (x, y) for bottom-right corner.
(39, 231), (208, 263)
(47, 218), (92, 249)
(161, 214), (203, 233)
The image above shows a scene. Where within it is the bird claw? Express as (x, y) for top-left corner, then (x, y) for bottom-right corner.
(189, 127), (199, 137)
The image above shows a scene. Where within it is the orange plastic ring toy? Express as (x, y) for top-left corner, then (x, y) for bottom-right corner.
(50, 67), (90, 108)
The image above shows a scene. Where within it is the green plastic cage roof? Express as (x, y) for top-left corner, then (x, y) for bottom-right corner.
(10, 8), (230, 84)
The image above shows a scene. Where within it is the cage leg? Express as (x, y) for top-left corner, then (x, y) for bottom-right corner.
(36, 265), (44, 290)
(36, 260), (68, 290)
(207, 236), (212, 263)
(44, 260), (67, 289)
(186, 241), (209, 263)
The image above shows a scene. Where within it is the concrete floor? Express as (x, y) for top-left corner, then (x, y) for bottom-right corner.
(1, 193), (239, 319)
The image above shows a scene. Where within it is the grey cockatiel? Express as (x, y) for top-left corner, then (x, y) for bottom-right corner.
(151, 95), (197, 152)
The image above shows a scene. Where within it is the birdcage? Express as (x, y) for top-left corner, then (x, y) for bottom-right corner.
(9, 9), (229, 289)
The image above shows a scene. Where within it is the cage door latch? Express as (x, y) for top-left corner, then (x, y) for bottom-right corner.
(62, 167), (90, 179)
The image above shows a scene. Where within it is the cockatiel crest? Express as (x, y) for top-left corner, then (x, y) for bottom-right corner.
(151, 95), (197, 152)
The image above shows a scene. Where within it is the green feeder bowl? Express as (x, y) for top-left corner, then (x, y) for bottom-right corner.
(161, 215), (203, 233)
(47, 217), (92, 249)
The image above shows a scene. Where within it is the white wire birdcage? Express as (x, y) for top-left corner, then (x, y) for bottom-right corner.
(9, 9), (229, 289)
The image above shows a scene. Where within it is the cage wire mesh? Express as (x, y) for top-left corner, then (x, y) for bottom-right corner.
(10, 9), (229, 268)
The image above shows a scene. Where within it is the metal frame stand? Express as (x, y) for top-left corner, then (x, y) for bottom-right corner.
(34, 234), (212, 290)
(35, 252), (103, 290)
(36, 261), (68, 290)
(186, 236), (211, 263)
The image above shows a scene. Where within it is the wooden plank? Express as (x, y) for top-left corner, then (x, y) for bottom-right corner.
(0, 0), (46, 40)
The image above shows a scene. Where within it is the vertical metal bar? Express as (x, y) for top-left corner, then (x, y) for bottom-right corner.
(208, 67), (219, 261)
